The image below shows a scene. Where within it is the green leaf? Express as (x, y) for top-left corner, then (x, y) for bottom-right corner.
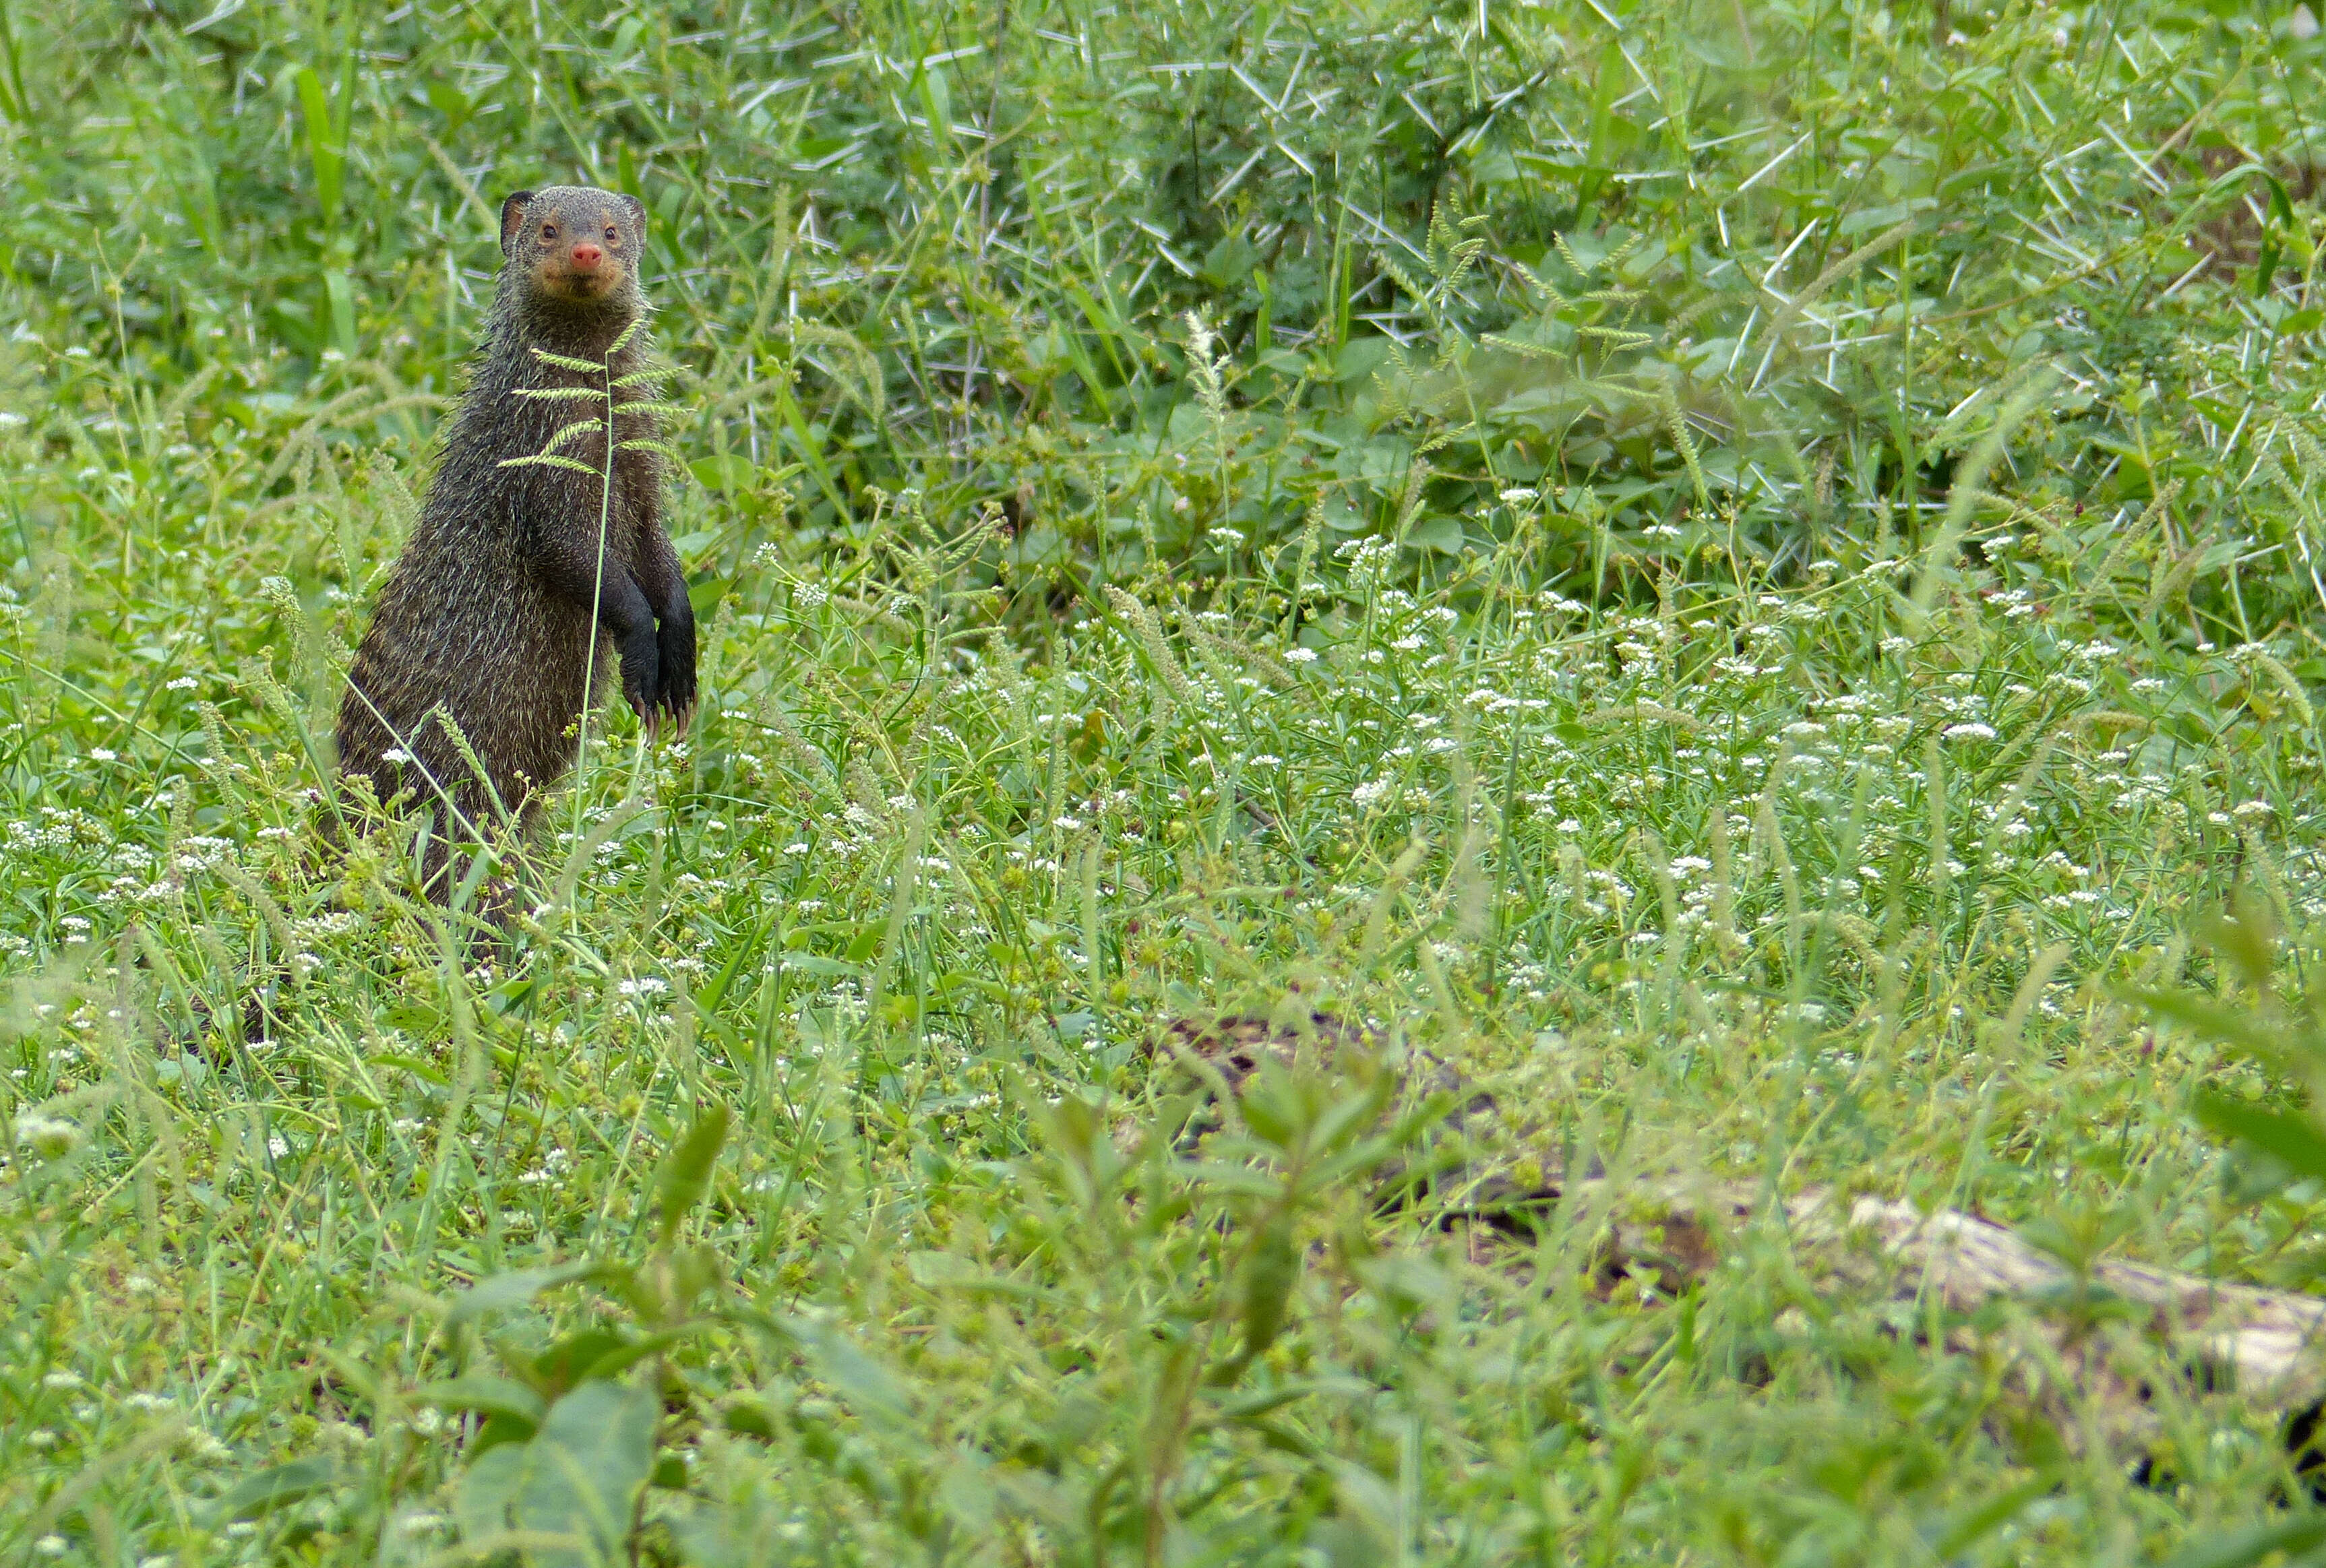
(446, 1261), (599, 1328)
(459, 1381), (660, 1567)
(485, 975), (538, 1015)
(1931, 1474), (2054, 1557)
(215, 1454), (337, 1520)
(470, 1411), (538, 1457)
(2158, 1516), (2326, 1568)
(2192, 1093), (2326, 1183)
(425, 79), (472, 133)
(1405, 514), (1467, 555)
(516, 1380), (661, 1567)
(690, 453), (755, 493)
(2131, 989), (2281, 1060)
(685, 576), (734, 618)
(532, 1328), (636, 1398)
(655, 1104), (731, 1245)
(723, 1399), (776, 1439)
(691, 929), (758, 1015)
(576, 1325), (698, 1382)
(293, 67), (343, 220)
(415, 1376), (547, 1427)
(1237, 1216), (1299, 1356)
(453, 1441), (527, 1543)
(795, 1320), (912, 1417)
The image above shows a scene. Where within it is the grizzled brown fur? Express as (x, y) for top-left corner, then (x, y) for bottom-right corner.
(337, 185), (696, 883)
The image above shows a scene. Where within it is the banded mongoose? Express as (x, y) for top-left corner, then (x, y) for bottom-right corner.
(336, 185), (696, 885)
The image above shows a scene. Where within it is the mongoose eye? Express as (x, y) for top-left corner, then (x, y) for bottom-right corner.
(605, 226), (618, 242)
(541, 223), (557, 241)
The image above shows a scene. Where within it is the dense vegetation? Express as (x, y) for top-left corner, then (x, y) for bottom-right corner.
(7, 0), (2326, 1561)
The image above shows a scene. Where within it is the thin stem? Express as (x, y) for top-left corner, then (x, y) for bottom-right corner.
(569, 348), (619, 867)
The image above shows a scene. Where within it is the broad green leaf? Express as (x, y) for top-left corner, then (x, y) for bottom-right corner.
(655, 1104), (731, 1245)
(574, 1325), (698, 1382)
(1931, 1474), (2055, 1558)
(1405, 514), (1467, 555)
(690, 453), (756, 493)
(1237, 1216), (1299, 1356)
(2131, 988), (2282, 1060)
(446, 1261), (599, 1327)
(215, 1454), (336, 1520)
(454, 1443), (527, 1544)
(293, 67), (342, 218)
(795, 1321), (912, 1417)
(2192, 1094), (2326, 1183)
(513, 1379), (660, 1568)
(2159, 1516), (2326, 1568)
(531, 1327), (635, 1398)
(415, 1376), (546, 1426)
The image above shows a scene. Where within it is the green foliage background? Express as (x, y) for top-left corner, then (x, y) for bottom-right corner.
(7, 0), (2326, 1562)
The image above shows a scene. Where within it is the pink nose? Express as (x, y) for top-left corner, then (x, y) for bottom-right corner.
(570, 243), (602, 268)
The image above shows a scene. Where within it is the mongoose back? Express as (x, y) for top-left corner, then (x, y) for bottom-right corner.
(337, 185), (696, 883)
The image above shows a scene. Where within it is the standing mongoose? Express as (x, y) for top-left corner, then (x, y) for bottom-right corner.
(336, 185), (696, 888)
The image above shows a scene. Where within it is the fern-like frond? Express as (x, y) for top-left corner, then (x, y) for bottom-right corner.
(530, 348), (605, 374)
(1381, 257), (1430, 303)
(1577, 326), (1655, 349)
(512, 386), (606, 402)
(1661, 382), (1709, 507)
(613, 400), (687, 418)
(541, 418), (605, 453)
(497, 453), (601, 474)
(618, 439), (685, 460)
(1481, 332), (1558, 359)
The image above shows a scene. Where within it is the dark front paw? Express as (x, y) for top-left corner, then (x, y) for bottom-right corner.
(619, 633), (661, 730)
(656, 618), (698, 734)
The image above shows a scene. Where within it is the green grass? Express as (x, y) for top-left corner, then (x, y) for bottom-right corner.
(7, 0), (2326, 1561)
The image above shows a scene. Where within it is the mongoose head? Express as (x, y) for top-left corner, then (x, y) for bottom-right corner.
(499, 186), (648, 311)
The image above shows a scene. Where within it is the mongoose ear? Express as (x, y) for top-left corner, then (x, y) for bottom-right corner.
(621, 193), (646, 234)
(499, 191), (535, 256)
